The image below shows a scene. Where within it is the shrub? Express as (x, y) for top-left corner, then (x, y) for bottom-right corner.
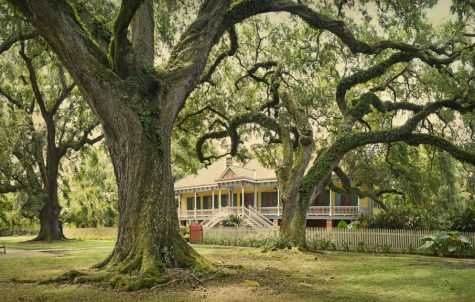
(222, 214), (245, 227)
(449, 203), (475, 232)
(342, 241), (350, 252)
(307, 237), (336, 251)
(337, 220), (348, 229)
(382, 243), (392, 253)
(356, 241), (367, 253)
(419, 231), (473, 257)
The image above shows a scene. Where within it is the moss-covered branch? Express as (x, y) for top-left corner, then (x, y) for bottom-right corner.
(70, 0), (112, 53)
(337, 53), (413, 113)
(196, 112), (281, 162)
(331, 166), (388, 210)
(110, 0), (143, 78)
(200, 26), (238, 84)
(222, 0), (468, 60)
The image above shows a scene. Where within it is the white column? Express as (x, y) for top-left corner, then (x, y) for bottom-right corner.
(277, 187), (280, 216)
(329, 190), (333, 216)
(212, 190), (215, 212)
(194, 192), (197, 218)
(218, 189), (222, 208)
(241, 185), (244, 215)
(357, 196), (360, 214)
(178, 193), (181, 210)
(253, 184), (257, 209)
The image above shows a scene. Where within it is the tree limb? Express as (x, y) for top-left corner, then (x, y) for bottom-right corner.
(58, 124), (104, 158)
(111, 0), (144, 78)
(200, 26), (238, 84)
(0, 31), (38, 55)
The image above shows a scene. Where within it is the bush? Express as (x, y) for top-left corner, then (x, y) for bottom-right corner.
(222, 214), (245, 227)
(336, 220), (348, 229)
(449, 203), (475, 232)
(307, 237), (336, 251)
(419, 231), (473, 257)
(355, 207), (444, 230)
(356, 241), (367, 253)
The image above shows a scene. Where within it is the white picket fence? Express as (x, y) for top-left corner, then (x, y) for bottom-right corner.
(203, 227), (475, 252)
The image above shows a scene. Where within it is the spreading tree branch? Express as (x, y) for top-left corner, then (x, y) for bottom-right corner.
(0, 31), (37, 55)
(200, 26), (238, 84)
(58, 124), (104, 158)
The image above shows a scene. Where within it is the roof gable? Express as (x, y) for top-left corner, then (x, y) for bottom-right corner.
(219, 167), (240, 180)
(174, 157), (277, 190)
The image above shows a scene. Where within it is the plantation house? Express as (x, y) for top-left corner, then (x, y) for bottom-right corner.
(175, 157), (375, 228)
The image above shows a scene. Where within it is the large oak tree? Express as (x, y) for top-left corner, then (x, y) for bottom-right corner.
(189, 3), (475, 246)
(8, 0), (475, 285)
(0, 31), (103, 241)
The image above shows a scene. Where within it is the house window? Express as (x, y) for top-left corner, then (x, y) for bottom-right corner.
(202, 196), (212, 209)
(313, 190), (330, 206)
(214, 195), (219, 208)
(261, 192), (277, 207)
(186, 197), (194, 210)
(335, 193), (342, 206)
(220, 194), (228, 207)
(335, 192), (358, 206)
(352, 194), (359, 206)
(196, 196), (202, 209)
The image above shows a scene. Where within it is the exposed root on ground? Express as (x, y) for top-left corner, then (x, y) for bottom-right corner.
(23, 237), (76, 244)
(20, 266), (229, 291)
(150, 267), (227, 290)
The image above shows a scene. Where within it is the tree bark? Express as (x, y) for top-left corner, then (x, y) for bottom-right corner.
(95, 106), (205, 276)
(34, 118), (65, 241)
(35, 163), (65, 241)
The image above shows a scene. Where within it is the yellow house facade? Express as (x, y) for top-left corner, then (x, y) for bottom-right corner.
(174, 157), (374, 228)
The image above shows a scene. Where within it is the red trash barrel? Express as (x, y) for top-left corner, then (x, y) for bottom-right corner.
(189, 222), (203, 244)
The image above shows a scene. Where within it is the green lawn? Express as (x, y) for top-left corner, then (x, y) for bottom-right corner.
(0, 237), (474, 302)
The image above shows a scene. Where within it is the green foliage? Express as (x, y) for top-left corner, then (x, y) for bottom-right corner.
(449, 201), (475, 232)
(356, 241), (368, 253)
(355, 206), (446, 230)
(179, 225), (190, 241)
(0, 16), (102, 231)
(337, 220), (348, 229)
(356, 197), (475, 231)
(261, 237), (293, 252)
(373, 243), (392, 254)
(419, 231), (473, 257)
(222, 214), (245, 227)
(342, 241), (350, 252)
(307, 236), (336, 251)
(61, 145), (118, 228)
(403, 243), (416, 254)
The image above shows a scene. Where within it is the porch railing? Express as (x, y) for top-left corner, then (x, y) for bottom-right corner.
(178, 205), (363, 218)
(333, 206), (359, 216)
(259, 207), (282, 216)
(308, 206), (330, 215)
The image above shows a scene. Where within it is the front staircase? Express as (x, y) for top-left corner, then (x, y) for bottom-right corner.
(201, 206), (274, 229)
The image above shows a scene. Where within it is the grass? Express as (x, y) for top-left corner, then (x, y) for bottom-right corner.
(0, 237), (474, 301)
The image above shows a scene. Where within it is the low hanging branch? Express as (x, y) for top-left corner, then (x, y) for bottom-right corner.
(331, 166), (388, 210)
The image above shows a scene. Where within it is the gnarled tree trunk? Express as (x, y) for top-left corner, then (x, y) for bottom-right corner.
(95, 104), (204, 277)
(35, 124), (65, 241)
(35, 171), (64, 241)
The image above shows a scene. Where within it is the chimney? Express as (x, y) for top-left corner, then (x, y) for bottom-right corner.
(226, 156), (233, 167)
